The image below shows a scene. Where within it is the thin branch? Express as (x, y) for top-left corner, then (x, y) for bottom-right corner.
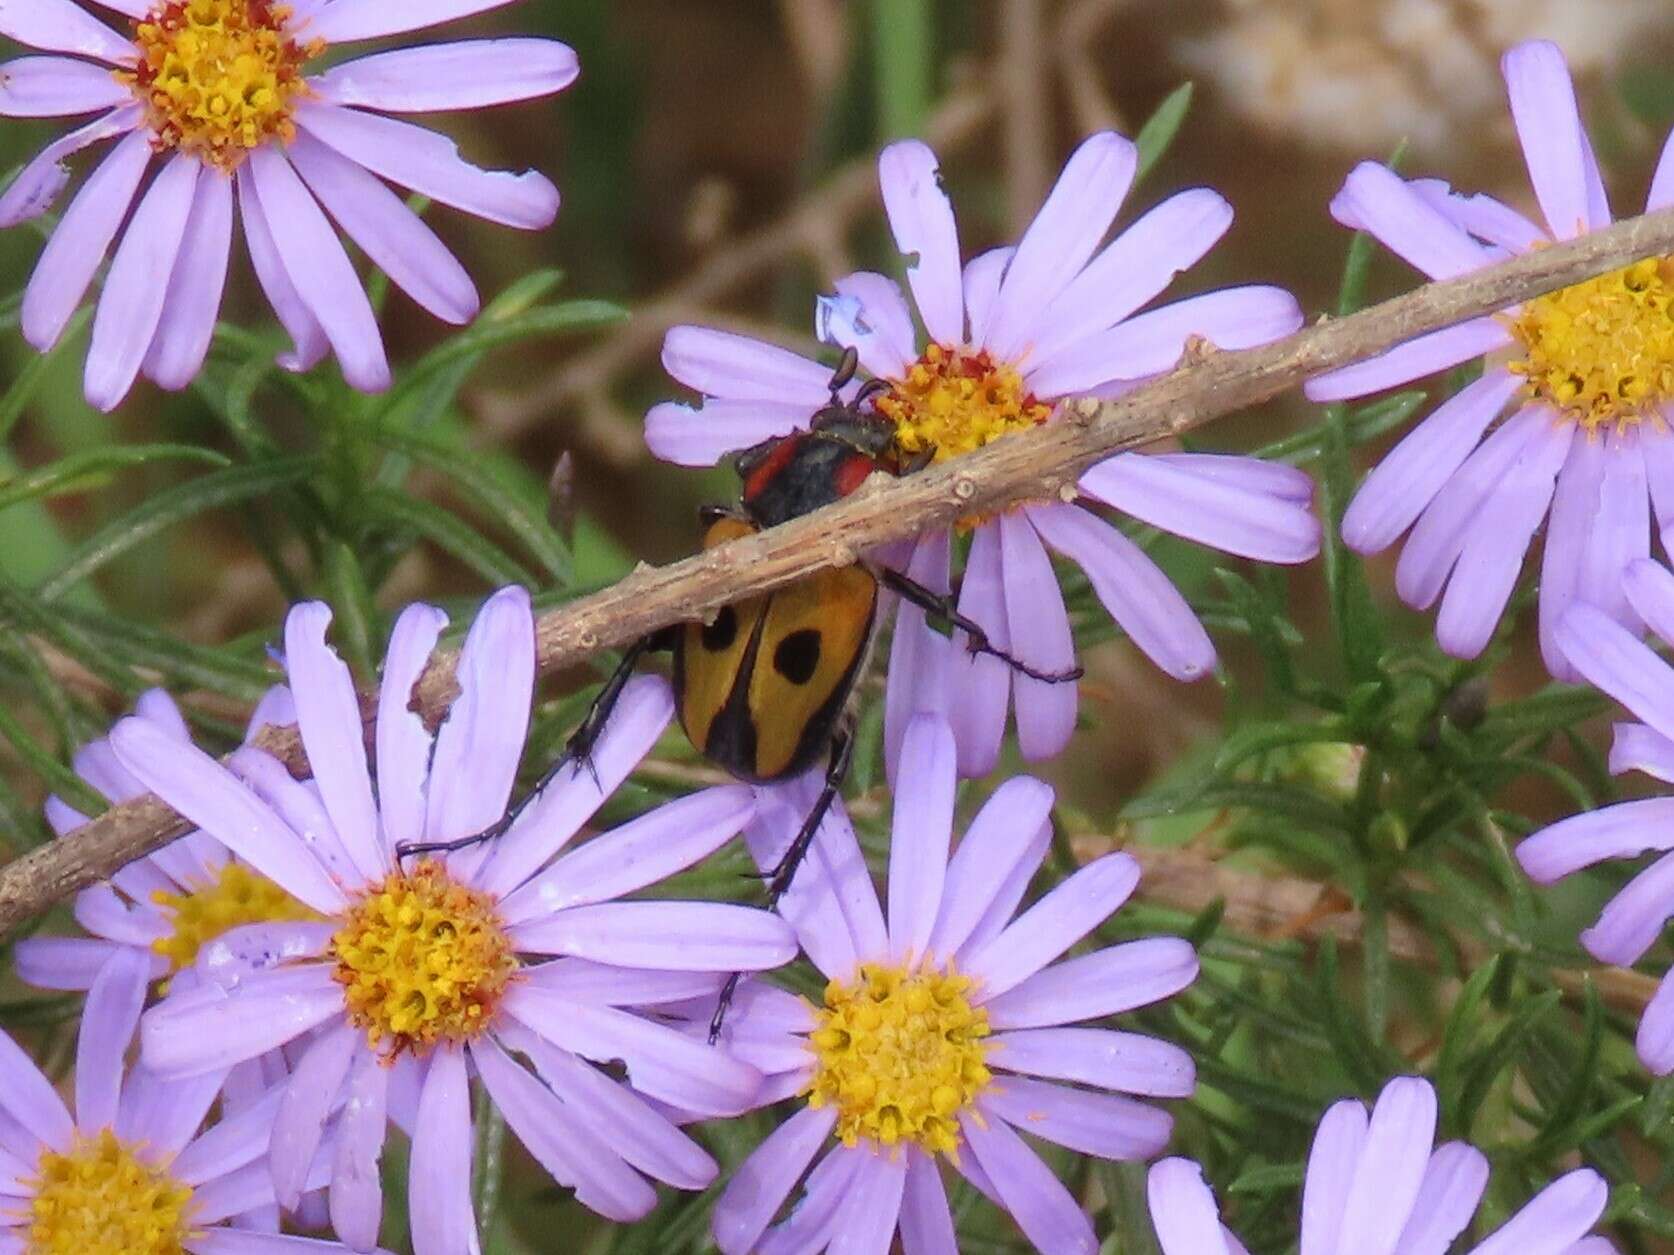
(5, 205), (1674, 937)
(1119, 843), (1660, 1013)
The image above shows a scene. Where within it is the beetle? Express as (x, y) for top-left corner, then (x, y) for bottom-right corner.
(400, 348), (1080, 1031)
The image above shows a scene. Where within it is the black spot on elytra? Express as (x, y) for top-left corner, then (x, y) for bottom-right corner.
(773, 629), (822, 685)
(702, 605), (739, 652)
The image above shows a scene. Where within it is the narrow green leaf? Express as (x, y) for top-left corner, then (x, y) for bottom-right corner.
(0, 700), (105, 816)
(0, 308), (89, 443)
(1134, 83), (1194, 185)
(1527, 982), (1603, 1155)
(1436, 956), (1500, 1131)
(1099, 1160), (1162, 1255)
(0, 767), (46, 853)
(52, 601), (275, 700)
(373, 300), (626, 421)
(870, 0), (932, 140)
(323, 540), (379, 681)
(470, 1092), (507, 1248)
(0, 578), (140, 699)
(1213, 569), (1300, 696)
(367, 426), (571, 584)
(0, 444), (229, 516)
(1227, 1163), (1305, 1195)
(360, 489), (534, 587)
(1457, 989), (1563, 1129)
(1211, 720), (1351, 776)
(38, 456), (319, 602)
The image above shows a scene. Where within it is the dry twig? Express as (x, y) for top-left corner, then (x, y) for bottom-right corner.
(6, 205), (1674, 939)
(1116, 843), (1660, 1013)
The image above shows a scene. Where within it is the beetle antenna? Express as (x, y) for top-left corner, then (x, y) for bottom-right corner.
(827, 345), (859, 397)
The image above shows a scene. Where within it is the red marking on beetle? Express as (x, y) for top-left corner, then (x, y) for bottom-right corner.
(742, 438), (801, 505)
(833, 453), (881, 499)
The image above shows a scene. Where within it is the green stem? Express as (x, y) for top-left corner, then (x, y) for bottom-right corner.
(870, 0), (932, 140)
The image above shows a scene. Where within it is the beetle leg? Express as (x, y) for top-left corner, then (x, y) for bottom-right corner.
(393, 630), (674, 864)
(708, 727), (854, 1044)
(879, 569), (1085, 684)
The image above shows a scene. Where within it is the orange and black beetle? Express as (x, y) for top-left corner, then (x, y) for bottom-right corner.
(402, 349), (1079, 1031)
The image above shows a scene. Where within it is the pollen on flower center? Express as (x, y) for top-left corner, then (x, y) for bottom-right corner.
(331, 859), (517, 1058)
(876, 344), (1052, 461)
(120, 0), (321, 170)
(150, 860), (319, 973)
(1507, 256), (1674, 430)
(26, 1129), (194, 1255)
(807, 962), (992, 1156)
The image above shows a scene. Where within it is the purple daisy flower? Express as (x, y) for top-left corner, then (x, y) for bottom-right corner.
(100, 588), (796, 1254)
(645, 132), (1318, 779)
(11, 686), (335, 1231)
(1146, 1076), (1613, 1254)
(1305, 38), (1674, 679)
(1517, 558), (1674, 1073)
(13, 685), (316, 993)
(0, 0), (578, 409)
(685, 715), (1199, 1255)
(0, 945), (379, 1254)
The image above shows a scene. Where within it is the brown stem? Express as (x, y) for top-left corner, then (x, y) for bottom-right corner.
(1119, 843), (1660, 1013)
(5, 205), (1674, 939)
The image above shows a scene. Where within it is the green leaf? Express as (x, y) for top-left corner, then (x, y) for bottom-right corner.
(37, 456), (320, 603)
(359, 488), (534, 587)
(0, 767), (46, 853)
(323, 540), (379, 681)
(1213, 569), (1300, 697)
(0, 578), (141, 699)
(52, 601), (275, 700)
(1227, 1163), (1305, 1195)
(0, 698), (105, 816)
(1211, 719), (1351, 776)
(1098, 1161), (1161, 1255)
(366, 425), (571, 584)
(1457, 989), (1563, 1130)
(1123, 780), (1355, 840)
(1436, 956), (1500, 1131)
(1525, 981), (1603, 1155)
(0, 444), (229, 516)
(1134, 82), (1194, 185)
(1253, 390), (1428, 465)
(1313, 936), (1398, 1090)
(0, 308), (89, 443)
(373, 300), (626, 422)
(870, 0), (932, 140)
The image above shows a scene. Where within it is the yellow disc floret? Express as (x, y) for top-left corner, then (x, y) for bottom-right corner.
(1507, 256), (1674, 431)
(331, 860), (516, 1058)
(150, 861), (319, 973)
(26, 1129), (194, 1255)
(120, 0), (322, 170)
(807, 962), (992, 1157)
(876, 344), (1053, 462)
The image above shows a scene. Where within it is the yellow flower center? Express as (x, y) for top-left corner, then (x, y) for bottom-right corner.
(1507, 256), (1674, 431)
(120, 0), (321, 170)
(330, 860), (516, 1058)
(806, 962), (992, 1157)
(149, 861), (319, 973)
(876, 344), (1053, 462)
(25, 1130), (194, 1255)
